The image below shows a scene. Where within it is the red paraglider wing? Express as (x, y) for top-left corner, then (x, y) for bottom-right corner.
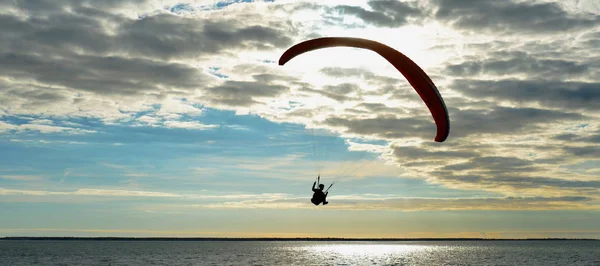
(278, 37), (450, 142)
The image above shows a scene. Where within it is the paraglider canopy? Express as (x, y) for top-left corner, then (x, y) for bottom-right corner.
(279, 37), (450, 142)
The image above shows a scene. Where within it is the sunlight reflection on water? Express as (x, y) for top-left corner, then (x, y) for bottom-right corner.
(307, 243), (428, 256)
(288, 242), (435, 265)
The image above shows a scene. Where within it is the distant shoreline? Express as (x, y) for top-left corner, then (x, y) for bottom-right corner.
(2, 237), (598, 241)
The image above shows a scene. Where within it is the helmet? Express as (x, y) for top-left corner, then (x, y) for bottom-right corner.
(319, 184), (325, 189)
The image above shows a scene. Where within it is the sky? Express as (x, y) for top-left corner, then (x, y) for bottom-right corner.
(0, 0), (599, 239)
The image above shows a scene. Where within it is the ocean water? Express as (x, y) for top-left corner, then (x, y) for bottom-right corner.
(1, 240), (599, 265)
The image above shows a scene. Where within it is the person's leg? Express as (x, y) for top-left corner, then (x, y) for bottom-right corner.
(311, 197), (320, 205)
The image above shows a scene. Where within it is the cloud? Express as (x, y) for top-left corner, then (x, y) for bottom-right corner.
(136, 115), (161, 125)
(446, 55), (592, 80)
(8, 139), (88, 145)
(384, 136), (600, 198)
(392, 145), (480, 162)
(0, 0), (295, 124)
(563, 146), (600, 158)
(0, 2), (293, 59)
(300, 83), (363, 102)
(0, 187), (291, 201)
(60, 168), (73, 183)
(0, 120), (96, 134)
(116, 15), (293, 59)
(325, 115), (436, 140)
(431, 172), (600, 191)
(156, 195), (599, 211)
(72, 189), (181, 197)
(453, 106), (586, 138)
(203, 78), (289, 107)
(0, 53), (209, 96)
(0, 0), (599, 213)
(441, 156), (538, 172)
(452, 79), (600, 111)
(163, 121), (218, 130)
(0, 175), (45, 181)
(432, 0), (600, 34)
(327, 0), (423, 28)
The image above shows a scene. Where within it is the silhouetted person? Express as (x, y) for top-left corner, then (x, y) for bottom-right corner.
(311, 176), (329, 206)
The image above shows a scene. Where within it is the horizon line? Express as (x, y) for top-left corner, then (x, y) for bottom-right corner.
(2, 237), (599, 241)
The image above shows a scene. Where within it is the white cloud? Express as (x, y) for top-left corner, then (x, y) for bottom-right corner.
(1, 120), (95, 135)
(155, 98), (203, 117)
(0, 121), (16, 132)
(0, 188), (180, 197)
(163, 120), (218, 130)
(0, 175), (45, 181)
(136, 115), (161, 125)
(0, 187), (290, 201)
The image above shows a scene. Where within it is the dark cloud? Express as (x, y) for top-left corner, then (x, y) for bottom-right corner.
(442, 156), (538, 173)
(285, 107), (331, 120)
(452, 79), (600, 111)
(454, 106), (584, 137)
(447, 56), (591, 80)
(533, 157), (569, 165)
(579, 31), (600, 49)
(0, 53), (208, 96)
(553, 132), (600, 144)
(0, 81), (71, 112)
(0, 13), (115, 57)
(320, 67), (369, 78)
(300, 83), (362, 102)
(1, 3), (292, 61)
(354, 102), (408, 115)
(392, 145), (479, 161)
(328, 0), (423, 27)
(116, 15), (293, 59)
(325, 115), (437, 140)
(3, 0), (148, 13)
(563, 146), (600, 158)
(0, 2), (295, 100)
(553, 133), (579, 141)
(580, 134), (600, 144)
(385, 137), (600, 195)
(442, 41), (512, 53)
(2, 85), (67, 103)
(252, 74), (287, 83)
(322, 100), (583, 141)
(319, 67), (407, 91)
(326, 83), (360, 95)
(433, 171), (600, 192)
(203, 79), (289, 107)
(433, 0), (600, 34)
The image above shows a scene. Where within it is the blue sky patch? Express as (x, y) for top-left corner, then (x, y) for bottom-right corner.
(216, 0), (255, 9)
(208, 67), (229, 79)
(170, 3), (195, 14)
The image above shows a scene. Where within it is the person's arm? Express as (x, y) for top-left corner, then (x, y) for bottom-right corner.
(312, 181), (317, 191)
